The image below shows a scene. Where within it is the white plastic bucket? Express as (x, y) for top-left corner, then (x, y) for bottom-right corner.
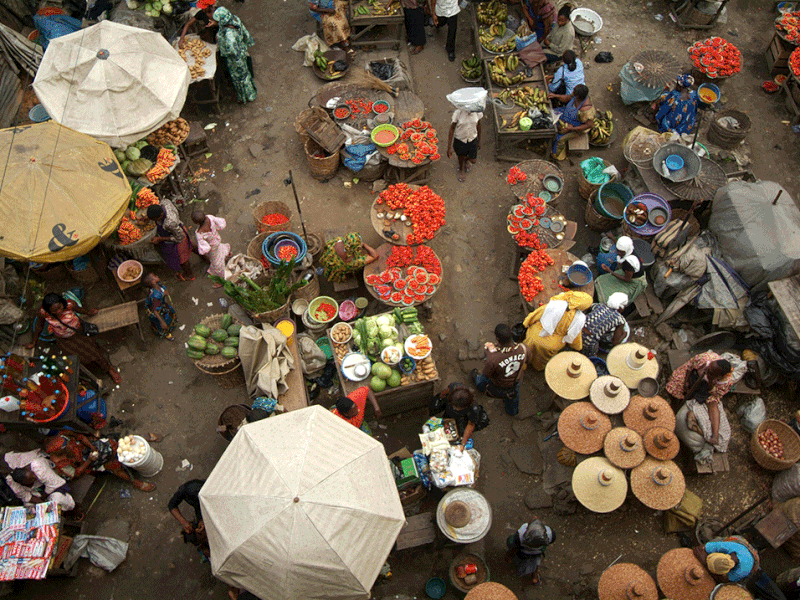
(125, 435), (164, 477)
(302, 308), (327, 338)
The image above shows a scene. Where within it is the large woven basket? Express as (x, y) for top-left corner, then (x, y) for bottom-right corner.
(708, 109), (751, 149)
(103, 227), (162, 263)
(193, 313), (243, 372)
(247, 232), (270, 264)
(304, 138), (340, 182)
(751, 419), (800, 471)
(253, 201), (292, 234)
(304, 232), (325, 260)
(578, 159), (616, 200)
(249, 285), (291, 324)
(585, 192), (619, 232)
(197, 361), (246, 389)
(292, 271), (320, 302)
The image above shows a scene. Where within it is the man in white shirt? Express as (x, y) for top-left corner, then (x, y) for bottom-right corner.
(447, 107), (483, 182)
(6, 458), (75, 511)
(430, 0), (459, 61)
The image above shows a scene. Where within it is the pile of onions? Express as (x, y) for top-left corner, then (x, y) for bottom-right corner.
(758, 428), (785, 459)
(117, 435), (146, 464)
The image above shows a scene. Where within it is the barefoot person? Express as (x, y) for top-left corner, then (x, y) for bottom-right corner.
(447, 106), (483, 182)
(144, 273), (178, 340)
(147, 201), (195, 281)
(27, 293), (121, 384)
(192, 210), (231, 286)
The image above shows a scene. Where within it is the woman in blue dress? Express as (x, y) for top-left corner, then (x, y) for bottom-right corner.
(549, 84), (596, 160)
(548, 51), (585, 96)
(144, 273), (177, 340)
(654, 74), (699, 135)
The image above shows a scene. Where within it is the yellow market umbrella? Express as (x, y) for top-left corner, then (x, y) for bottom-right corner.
(0, 121), (131, 263)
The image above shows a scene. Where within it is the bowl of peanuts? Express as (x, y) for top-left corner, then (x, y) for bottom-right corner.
(117, 260), (143, 283)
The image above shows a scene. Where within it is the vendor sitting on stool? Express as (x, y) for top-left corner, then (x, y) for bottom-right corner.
(430, 383), (488, 450)
(580, 293), (629, 357)
(332, 386), (382, 435)
(652, 74), (699, 135)
(594, 235), (647, 305)
(694, 536), (759, 584)
(549, 84), (595, 161)
(5, 450), (75, 511)
(320, 232), (378, 284)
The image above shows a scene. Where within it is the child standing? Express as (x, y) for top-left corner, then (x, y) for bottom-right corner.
(447, 107), (483, 182)
(192, 210), (231, 287)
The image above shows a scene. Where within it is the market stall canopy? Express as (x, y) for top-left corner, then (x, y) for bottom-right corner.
(33, 21), (189, 147)
(0, 121), (130, 262)
(710, 181), (800, 290)
(199, 405), (405, 600)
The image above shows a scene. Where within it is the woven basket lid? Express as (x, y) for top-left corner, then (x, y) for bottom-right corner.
(712, 584), (754, 600)
(623, 395), (676, 435)
(607, 343), (660, 388)
(558, 402), (612, 454)
(573, 457), (628, 513)
(643, 427), (680, 460)
(631, 457), (685, 510)
(464, 582), (518, 600)
(590, 375), (631, 414)
(598, 563), (658, 600)
(657, 548), (715, 600)
(604, 427), (646, 469)
(444, 500), (471, 528)
(545, 351), (598, 400)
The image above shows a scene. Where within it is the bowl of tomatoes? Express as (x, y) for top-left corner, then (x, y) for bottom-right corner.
(333, 104), (352, 121)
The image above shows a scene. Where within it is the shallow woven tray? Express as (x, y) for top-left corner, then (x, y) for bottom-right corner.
(662, 157), (727, 202)
(193, 313), (243, 372)
(510, 160), (564, 201)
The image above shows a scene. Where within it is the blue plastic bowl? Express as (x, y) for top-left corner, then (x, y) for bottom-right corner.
(425, 577), (446, 599)
(263, 232), (307, 266)
(28, 104), (50, 123)
(697, 83), (720, 107)
(590, 356), (609, 375)
(567, 264), (593, 287)
(398, 355), (416, 374)
(664, 154), (684, 172)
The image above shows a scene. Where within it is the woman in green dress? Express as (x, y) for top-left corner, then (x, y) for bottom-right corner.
(320, 233), (378, 283)
(212, 7), (256, 103)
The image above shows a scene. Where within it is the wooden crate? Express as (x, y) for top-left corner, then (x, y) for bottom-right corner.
(395, 513), (436, 551)
(765, 32), (795, 75)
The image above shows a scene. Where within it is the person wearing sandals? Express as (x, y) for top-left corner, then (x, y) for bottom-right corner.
(192, 210), (231, 286)
(447, 106), (483, 182)
(505, 517), (556, 585)
(144, 273), (178, 340)
(27, 293), (122, 385)
(147, 200), (196, 282)
(46, 431), (155, 492)
(402, 0), (426, 54)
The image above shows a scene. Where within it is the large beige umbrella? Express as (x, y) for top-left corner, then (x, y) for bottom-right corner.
(0, 121), (130, 262)
(33, 21), (189, 147)
(199, 405), (405, 600)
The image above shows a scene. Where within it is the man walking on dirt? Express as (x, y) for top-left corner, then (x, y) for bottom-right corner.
(472, 324), (531, 416)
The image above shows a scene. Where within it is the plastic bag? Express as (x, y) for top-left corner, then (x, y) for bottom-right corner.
(342, 142), (377, 172)
(0, 396), (19, 412)
(515, 34), (538, 51)
(446, 87), (488, 113)
(737, 396), (766, 434)
(0, 298), (23, 325)
(291, 33), (329, 68)
(369, 58), (412, 90)
(296, 333), (327, 376)
(581, 157), (611, 185)
(595, 51), (614, 63)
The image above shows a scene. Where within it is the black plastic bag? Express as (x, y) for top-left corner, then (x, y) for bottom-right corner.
(512, 322), (526, 343)
(369, 62), (395, 81)
(745, 292), (800, 381)
(333, 60), (348, 72)
(595, 51), (614, 63)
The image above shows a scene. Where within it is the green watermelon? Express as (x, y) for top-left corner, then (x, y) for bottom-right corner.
(387, 370), (402, 388)
(370, 376), (387, 392)
(187, 335), (207, 350)
(221, 314), (233, 329)
(204, 343), (220, 355)
(194, 324), (211, 338)
(227, 324), (242, 336)
(125, 146), (141, 161)
(114, 149), (126, 162)
(211, 329), (228, 342)
(221, 347), (238, 359)
(186, 349), (205, 360)
(224, 336), (239, 347)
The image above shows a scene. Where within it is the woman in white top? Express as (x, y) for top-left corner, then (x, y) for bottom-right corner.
(447, 108), (483, 182)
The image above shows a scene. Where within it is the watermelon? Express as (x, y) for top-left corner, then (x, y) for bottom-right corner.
(187, 335), (207, 350)
(366, 274), (380, 285)
(428, 274), (441, 285)
(387, 370), (402, 388)
(113, 149), (126, 162)
(194, 324), (211, 338)
(227, 324), (242, 336)
(212, 329), (228, 342)
(224, 336), (239, 347)
(186, 349), (205, 360)
(390, 292), (403, 304)
(221, 314), (233, 329)
(370, 376), (387, 392)
(221, 347), (238, 359)
(205, 343), (220, 355)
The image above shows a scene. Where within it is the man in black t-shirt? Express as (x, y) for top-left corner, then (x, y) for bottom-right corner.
(472, 324), (531, 416)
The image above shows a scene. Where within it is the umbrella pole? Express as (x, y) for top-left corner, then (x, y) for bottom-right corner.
(287, 170), (309, 242)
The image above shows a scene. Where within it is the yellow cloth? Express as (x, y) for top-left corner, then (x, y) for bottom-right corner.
(523, 291), (593, 370)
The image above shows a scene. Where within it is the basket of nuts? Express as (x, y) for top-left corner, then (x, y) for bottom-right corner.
(751, 419), (800, 471)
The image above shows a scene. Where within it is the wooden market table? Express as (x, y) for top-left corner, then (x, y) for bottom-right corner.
(471, 3), (520, 60)
(521, 249), (594, 311)
(768, 274), (800, 341)
(375, 148), (433, 185)
(348, 0), (403, 49)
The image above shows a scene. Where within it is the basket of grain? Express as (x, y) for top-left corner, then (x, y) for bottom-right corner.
(751, 419), (800, 470)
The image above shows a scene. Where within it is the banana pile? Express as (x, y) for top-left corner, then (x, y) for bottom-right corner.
(460, 55), (483, 81)
(313, 50), (345, 78)
(499, 111), (530, 131)
(589, 110), (615, 145)
(477, 0), (507, 25)
(488, 55), (525, 87)
(353, 0), (400, 16)
(479, 27), (517, 53)
(497, 86), (549, 112)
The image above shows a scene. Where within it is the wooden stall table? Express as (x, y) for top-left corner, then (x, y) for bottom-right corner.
(348, 0), (404, 49)
(277, 330), (309, 412)
(471, 3), (520, 60)
(768, 274), (800, 341)
(363, 243), (442, 306)
(521, 249), (594, 311)
(376, 147), (433, 185)
(392, 91), (424, 126)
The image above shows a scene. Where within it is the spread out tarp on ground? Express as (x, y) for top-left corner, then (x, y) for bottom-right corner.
(709, 181), (800, 291)
(32, 21), (189, 148)
(199, 405), (405, 600)
(0, 121), (130, 262)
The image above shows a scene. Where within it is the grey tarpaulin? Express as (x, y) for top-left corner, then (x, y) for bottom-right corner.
(745, 291), (800, 380)
(709, 181), (800, 291)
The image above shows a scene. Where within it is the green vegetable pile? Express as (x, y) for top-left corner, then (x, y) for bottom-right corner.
(187, 314), (242, 360)
(210, 260), (304, 314)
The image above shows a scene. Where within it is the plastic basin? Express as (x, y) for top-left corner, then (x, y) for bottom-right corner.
(665, 155), (684, 172)
(371, 124), (400, 147)
(567, 264), (593, 287)
(426, 577), (447, 599)
(595, 182), (633, 219)
(698, 83), (720, 106)
(117, 259), (143, 283)
(28, 104), (50, 123)
(308, 296), (339, 324)
(263, 232), (307, 266)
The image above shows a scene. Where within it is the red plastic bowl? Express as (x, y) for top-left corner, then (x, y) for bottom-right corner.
(763, 81), (780, 93)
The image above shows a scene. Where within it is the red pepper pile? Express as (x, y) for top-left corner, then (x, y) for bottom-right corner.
(345, 97), (374, 115)
(518, 250), (553, 301)
(366, 266), (440, 306)
(791, 47), (800, 79)
(315, 302), (337, 321)
(514, 230), (546, 250)
(377, 183), (446, 244)
(374, 102), (389, 114)
(777, 11), (800, 44)
(261, 213), (289, 226)
(386, 119), (440, 164)
(386, 244), (442, 275)
(277, 245), (298, 261)
(507, 166), (528, 185)
(689, 37), (741, 78)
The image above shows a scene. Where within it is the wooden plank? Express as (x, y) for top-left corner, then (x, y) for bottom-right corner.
(696, 451), (729, 474)
(768, 275), (800, 341)
(644, 285), (664, 314)
(633, 294), (651, 318)
(395, 513), (436, 550)
(755, 507), (799, 549)
(85, 302), (139, 332)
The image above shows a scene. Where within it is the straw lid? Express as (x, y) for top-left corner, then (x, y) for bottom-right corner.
(572, 457), (628, 513)
(657, 548), (715, 600)
(712, 584), (754, 600)
(604, 427), (646, 469)
(630, 457), (685, 510)
(444, 501), (471, 528)
(623, 395), (676, 435)
(643, 427), (680, 460)
(606, 343), (659, 388)
(464, 582), (518, 600)
(590, 376), (631, 414)
(558, 402), (612, 455)
(598, 563), (658, 600)
(545, 351), (597, 400)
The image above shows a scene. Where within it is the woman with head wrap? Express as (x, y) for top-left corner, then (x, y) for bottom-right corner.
(653, 74), (699, 135)
(522, 291), (593, 370)
(212, 7), (256, 103)
(580, 293), (629, 357)
(505, 517), (556, 584)
(595, 235), (647, 304)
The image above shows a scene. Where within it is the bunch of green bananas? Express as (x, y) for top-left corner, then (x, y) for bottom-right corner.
(497, 86), (549, 112)
(488, 55), (525, 87)
(478, 27), (517, 53)
(499, 110), (529, 131)
(313, 49), (329, 70)
(460, 55), (482, 80)
(354, 5), (370, 15)
(477, 0), (508, 25)
(589, 110), (615, 145)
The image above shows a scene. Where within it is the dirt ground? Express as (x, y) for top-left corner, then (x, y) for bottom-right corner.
(10, 0), (800, 598)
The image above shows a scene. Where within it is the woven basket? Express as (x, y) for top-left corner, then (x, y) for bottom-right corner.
(708, 110), (751, 149)
(578, 160), (616, 200)
(751, 419), (800, 471)
(249, 291), (291, 324)
(585, 192), (619, 232)
(247, 232), (270, 264)
(304, 138), (340, 182)
(193, 313), (243, 372)
(253, 201), (292, 234)
(292, 271), (320, 302)
(198, 361), (246, 389)
(620, 220), (650, 241)
(103, 227), (162, 264)
(304, 232), (325, 259)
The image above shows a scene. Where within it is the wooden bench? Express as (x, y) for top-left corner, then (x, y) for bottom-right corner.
(84, 301), (144, 342)
(395, 512), (436, 551)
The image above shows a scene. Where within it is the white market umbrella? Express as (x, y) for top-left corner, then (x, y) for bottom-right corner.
(33, 21), (189, 147)
(199, 405), (405, 600)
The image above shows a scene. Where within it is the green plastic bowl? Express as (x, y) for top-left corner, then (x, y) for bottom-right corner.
(426, 577), (446, 599)
(315, 336), (333, 359)
(519, 117), (532, 131)
(371, 124), (400, 147)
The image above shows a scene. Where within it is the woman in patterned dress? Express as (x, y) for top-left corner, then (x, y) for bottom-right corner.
(581, 293), (629, 357)
(212, 7), (256, 103)
(192, 210), (231, 286)
(144, 273), (178, 340)
(654, 74), (699, 135)
(319, 232), (378, 283)
(309, 0), (352, 50)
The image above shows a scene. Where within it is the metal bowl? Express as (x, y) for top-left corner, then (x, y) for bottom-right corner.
(652, 143), (702, 182)
(637, 377), (659, 398)
(543, 174), (563, 193)
(648, 207), (669, 227)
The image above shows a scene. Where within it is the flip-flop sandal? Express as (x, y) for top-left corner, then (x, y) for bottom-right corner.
(212, 283), (224, 288)
(110, 371), (122, 384)
(146, 433), (165, 443)
(133, 481), (156, 492)
(176, 274), (196, 282)
(457, 173), (466, 182)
